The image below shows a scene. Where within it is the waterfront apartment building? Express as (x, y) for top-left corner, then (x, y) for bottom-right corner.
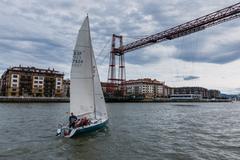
(101, 82), (108, 95)
(0, 66), (64, 97)
(125, 78), (171, 98)
(63, 79), (70, 97)
(173, 87), (209, 98)
(172, 87), (220, 99)
(208, 89), (221, 99)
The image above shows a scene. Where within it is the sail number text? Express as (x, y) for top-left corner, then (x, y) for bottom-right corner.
(73, 51), (84, 66)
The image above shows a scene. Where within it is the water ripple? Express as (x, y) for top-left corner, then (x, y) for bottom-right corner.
(0, 102), (240, 159)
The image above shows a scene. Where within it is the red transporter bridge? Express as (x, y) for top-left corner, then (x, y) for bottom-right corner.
(107, 2), (240, 95)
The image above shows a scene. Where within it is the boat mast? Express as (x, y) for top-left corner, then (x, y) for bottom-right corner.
(87, 17), (97, 119)
(92, 53), (97, 119)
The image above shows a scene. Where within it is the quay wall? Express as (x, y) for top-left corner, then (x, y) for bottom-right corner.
(105, 97), (232, 103)
(0, 96), (69, 103)
(0, 96), (232, 103)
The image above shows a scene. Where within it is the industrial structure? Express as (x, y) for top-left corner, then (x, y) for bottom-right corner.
(0, 66), (64, 97)
(107, 3), (240, 94)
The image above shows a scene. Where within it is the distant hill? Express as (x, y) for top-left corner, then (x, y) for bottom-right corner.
(220, 93), (240, 100)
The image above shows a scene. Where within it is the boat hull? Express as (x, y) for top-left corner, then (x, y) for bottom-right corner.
(66, 119), (108, 138)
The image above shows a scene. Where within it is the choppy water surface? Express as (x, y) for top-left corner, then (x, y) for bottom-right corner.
(0, 102), (240, 160)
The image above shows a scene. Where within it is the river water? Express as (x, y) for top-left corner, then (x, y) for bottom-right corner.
(0, 102), (240, 160)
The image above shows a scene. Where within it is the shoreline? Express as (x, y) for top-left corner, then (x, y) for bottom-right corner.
(105, 98), (233, 103)
(0, 96), (234, 103)
(0, 96), (69, 103)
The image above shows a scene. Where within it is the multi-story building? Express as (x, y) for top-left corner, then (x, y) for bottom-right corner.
(101, 82), (108, 95)
(172, 87), (220, 99)
(164, 85), (173, 97)
(63, 79), (70, 97)
(208, 89), (221, 99)
(125, 78), (171, 98)
(0, 66), (64, 97)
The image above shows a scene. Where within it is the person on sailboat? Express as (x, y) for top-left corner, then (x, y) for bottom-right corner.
(69, 112), (77, 128)
(74, 117), (90, 128)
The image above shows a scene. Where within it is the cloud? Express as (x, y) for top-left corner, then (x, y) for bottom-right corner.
(235, 88), (240, 92)
(183, 76), (200, 81)
(0, 0), (239, 93)
(0, 36), (63, 48)
(221, 87), (240, 95)
(175, 75), (200, 81)
(125, 44), (178, 65)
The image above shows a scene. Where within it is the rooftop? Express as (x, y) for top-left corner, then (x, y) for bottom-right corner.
(2, 65), (64, 76)
(125, 78), (165, 85)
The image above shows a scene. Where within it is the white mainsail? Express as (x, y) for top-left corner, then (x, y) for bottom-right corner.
(70, 16), (108, 120)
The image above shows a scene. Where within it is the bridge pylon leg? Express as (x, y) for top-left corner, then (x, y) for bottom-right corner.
(107, 34), (126, 96)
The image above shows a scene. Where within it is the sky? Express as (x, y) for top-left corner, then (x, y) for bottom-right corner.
(0, 0), (239, 94)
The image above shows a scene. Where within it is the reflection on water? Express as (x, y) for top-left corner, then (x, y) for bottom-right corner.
(0, 102), (240, 160)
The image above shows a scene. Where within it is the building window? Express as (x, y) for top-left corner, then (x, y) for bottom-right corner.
(12, 75), (18, 78)
(12, 88), (16, 91)
(34, 81), (38, 83)
(39, 81), (43, 84)
(57, 82), (61, 85)
(12, 79), (18, 82)
(39, 77), (44, 80)
(34, 77), (38, 79)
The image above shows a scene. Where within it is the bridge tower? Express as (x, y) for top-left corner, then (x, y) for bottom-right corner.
(107, 34), (126, 95)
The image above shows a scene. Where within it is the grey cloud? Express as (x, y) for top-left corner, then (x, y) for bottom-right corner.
(175, 40), (240, 64)
(175, 75), (200, 81)
(125, 51), (160, 65)
(235, 88), (240, 91)
(0, 36), (64, 48)
(183, 76), (200, 81)
(0, 0), (239, 75)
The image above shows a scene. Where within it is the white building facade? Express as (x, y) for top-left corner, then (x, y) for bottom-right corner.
(125, 78), (170, 98)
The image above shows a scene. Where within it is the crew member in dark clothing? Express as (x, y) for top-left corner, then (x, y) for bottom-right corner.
(69, 112), (77, 128)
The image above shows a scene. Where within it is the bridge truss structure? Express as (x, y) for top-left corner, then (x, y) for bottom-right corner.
(107, 2), (240, 94)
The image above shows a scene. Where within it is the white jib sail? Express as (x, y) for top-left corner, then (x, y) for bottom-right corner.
(70, 17), (94, 116)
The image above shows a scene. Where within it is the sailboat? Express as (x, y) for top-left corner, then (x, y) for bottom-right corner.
(56, 16), (108, 138)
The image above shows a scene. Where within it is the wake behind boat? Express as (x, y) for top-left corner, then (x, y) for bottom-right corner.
(56, 16), (108, 138)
